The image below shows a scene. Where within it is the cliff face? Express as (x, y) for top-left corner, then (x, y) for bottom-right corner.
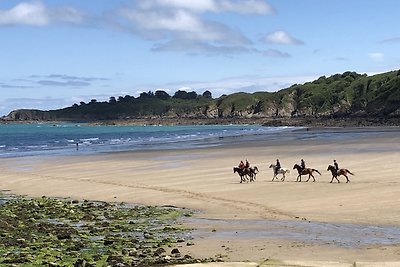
(2, 70), (400, 122)
(4, 109), (53, 121)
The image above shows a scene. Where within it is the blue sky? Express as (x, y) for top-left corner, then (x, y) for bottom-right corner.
(1, 0), (399, 116)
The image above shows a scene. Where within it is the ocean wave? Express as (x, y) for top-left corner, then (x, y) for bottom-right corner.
(0, 124), (302, 158)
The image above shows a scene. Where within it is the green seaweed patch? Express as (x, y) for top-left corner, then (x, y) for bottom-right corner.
(0, 194), (216, 266)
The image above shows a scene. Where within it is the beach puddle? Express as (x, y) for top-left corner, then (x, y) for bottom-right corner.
(186, 217), (400, 248)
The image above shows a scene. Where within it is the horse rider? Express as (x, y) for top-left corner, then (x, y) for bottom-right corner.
(333, 159), (339, 171)
(300, 159), (306, 171)
(238, 160), (245, 170)
(275, 159), (281, 175)
(245, 159), (250, 169)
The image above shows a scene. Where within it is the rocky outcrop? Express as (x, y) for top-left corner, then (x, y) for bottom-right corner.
(3, 109), (52, 121)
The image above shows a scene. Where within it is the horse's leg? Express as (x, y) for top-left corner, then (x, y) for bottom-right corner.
(330, 175), (334, 183)
(344, 174), (349, 183)
(335, 175), (340, 183)
(306, 173), (315, 182)
(281, 173), (285, 182)
(241, 174), (246, 183)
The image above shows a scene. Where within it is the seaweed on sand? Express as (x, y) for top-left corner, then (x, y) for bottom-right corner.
(0, 194), (215, 266)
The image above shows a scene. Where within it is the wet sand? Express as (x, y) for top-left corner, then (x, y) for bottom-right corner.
(0, 127), (400, 265)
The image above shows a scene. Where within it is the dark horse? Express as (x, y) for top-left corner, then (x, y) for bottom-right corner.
(293, 164), (321, 182)
(327, 165), (354, 183)
(233, 167), (258, 183)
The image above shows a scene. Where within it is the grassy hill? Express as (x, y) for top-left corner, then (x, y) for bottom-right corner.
(3, 70), (400, 125)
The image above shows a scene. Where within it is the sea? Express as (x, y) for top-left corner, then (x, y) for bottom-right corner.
(0, 123), (397, 158)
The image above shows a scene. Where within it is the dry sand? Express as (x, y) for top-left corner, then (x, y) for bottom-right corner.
(1, 127), (400, 266)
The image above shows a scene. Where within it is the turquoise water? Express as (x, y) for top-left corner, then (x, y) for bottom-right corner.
(0, 123), (296, 158)
(1, 123), (397, 158)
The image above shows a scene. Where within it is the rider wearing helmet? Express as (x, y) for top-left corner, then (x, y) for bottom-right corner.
(300, 159), (305, 171)
(275, 159), (281, 175)
(239, 160), (245, 170)
(333, 159), (339, 171)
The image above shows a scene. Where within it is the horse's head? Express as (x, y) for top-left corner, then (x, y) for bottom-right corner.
(293, 164), (299, 170)
(254, 166), (259, 172)
(233, 167), (237, 173)
(327, 165), (337, 173)
(269, 164), (274, 168)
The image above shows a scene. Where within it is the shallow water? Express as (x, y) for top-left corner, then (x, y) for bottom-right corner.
(0, 123), (295, 158)
(187, 217), (400, 248)
(2, 123), (398, 158)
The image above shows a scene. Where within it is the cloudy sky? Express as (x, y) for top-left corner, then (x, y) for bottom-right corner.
(1, 0), (399, 116)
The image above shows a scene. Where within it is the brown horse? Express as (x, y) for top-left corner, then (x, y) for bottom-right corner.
(234, 167), (258, 183)
(327, 165), (354, 183)
(233, 167), (247, 183)
(293, 164), (321, 182)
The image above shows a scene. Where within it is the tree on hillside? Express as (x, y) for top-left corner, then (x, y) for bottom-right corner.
(109, 97), (117, 104)
(173, 90), (197, 100)
(202, 90), (212, 99)
(155, 90), (170, 100)
(139, 91), (155, 98)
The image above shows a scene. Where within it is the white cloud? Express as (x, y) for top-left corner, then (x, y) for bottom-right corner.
(0, 1), (85, 26)
(140, 0), (274, 14)
(368, 52), (384, 62)
(0, 1), (48, 26)
(118, 3), (253, 53)
(218, 0), (275, 14)
(139, 0), (217, 12)
(263, 30), (304, 45)
(115, 0), (276, 55)
(0, 1), (273, 56)
(124, 9), (202, 33)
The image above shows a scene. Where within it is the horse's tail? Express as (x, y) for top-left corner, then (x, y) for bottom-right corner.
(346, 169), (354, 175)
(314, 169), (321, 175)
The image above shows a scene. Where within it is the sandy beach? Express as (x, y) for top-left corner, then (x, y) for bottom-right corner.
(1, 127), (400, 265)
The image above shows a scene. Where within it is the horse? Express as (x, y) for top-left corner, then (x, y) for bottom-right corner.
(233, 167), (258, 183)
(233, 167), (247, 183)
(327, 165), (354, 183)
(269, 164), (290, 181)
(293, 164), (321, 182)
(249, 166), (259, 182)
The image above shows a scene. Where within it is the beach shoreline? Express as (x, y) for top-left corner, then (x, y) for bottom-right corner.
(1, 126), (400, 264)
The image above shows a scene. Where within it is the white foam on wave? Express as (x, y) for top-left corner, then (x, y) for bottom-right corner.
(80, 137), (99, 142)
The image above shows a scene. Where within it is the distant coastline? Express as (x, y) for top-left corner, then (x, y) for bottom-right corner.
(1, 115), (399, 127)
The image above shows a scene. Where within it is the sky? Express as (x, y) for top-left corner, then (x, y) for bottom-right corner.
(1, 0), (399, 116)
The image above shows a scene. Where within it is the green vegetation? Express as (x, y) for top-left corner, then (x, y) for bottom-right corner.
(3, 70), (400, 122)
(0, 194), (212, 266)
